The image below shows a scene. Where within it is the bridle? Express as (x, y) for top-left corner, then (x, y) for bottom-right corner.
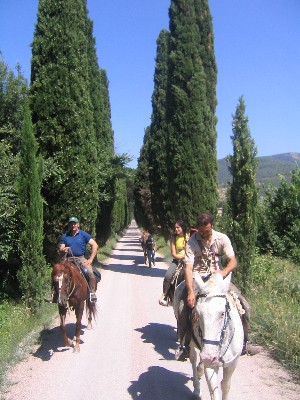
(192, 294), (235, 362)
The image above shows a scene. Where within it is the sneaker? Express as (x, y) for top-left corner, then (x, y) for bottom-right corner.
(44, 294), (54, 303)
(159, 295), (168, 307)
(175, 346), (189, 361)
(90, 293), (97, 302)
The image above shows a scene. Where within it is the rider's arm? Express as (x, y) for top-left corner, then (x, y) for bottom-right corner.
(185, 262), (195, 308)
(216, 234), (237, 278)
(218, 255), (237, 278)
(85, 238), (98, 265)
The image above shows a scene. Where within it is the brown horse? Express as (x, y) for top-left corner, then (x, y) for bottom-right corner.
(51, 260), (97, 353)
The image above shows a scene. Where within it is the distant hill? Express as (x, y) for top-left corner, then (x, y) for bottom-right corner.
(218, 152), (300, 195)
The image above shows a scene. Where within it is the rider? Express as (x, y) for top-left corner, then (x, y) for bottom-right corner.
(159, 219), (189, 306)
(145, 232), (157, 267)
(45, 217), (99, 303)
(140, 230), (149, 264)
(176, 212), (250, 361)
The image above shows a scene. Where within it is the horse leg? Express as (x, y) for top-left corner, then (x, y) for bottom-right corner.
(190, 345), (202, 400)
(221, 361), (238, 400)
(73, 304), (84, 353)
(204, 366), (221, 400)
(86, 301), (95, 330)
(59, 306), (72, 347)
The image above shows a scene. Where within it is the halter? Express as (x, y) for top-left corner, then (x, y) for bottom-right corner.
(192, 293), (235, 362)
(200, 294), (231, 345)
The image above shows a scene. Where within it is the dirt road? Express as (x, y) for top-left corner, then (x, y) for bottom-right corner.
(2, 222), (298, 400)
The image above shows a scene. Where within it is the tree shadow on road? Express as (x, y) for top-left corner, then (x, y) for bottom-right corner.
(102, 254), (166, 278)
(128, 366), (191, 400)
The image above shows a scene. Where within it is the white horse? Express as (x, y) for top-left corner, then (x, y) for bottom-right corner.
(174, 273), (243, 400)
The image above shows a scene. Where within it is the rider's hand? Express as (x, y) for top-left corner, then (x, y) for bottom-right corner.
(187, 292), (195, 309)
(63, 246), (71, 253)
(83, 258), (92, 266)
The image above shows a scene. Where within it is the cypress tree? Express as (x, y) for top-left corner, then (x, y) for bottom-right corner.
(148, 29), (171, 237)
(0, 57), (28, 293)
(95, 69), (117, 243)
(134, 127), (154, 229)
(165, 0), (218, 229)
(30, 0), (99, 258)
(17, 101), (48, 312)
(194, 0), (218, 205)
(227, 96), (258, 292)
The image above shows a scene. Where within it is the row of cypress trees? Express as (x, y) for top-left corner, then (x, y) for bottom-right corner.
(0, 0), (131, 311)
(134, 0), (218, 237)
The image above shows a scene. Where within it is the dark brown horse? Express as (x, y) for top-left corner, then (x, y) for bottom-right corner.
(51, 260), (97, 353)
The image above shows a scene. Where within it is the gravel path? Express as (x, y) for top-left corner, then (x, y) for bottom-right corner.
(2, 221), (299, 400)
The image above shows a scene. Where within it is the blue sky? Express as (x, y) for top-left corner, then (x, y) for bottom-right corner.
(1, 0), (299, 168)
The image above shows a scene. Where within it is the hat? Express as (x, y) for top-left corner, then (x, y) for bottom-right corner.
(69, 217), (79, 223)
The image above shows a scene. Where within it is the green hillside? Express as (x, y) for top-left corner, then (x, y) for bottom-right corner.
(218, 152), (300, 193)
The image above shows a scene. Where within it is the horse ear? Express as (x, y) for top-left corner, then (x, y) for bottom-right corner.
(222, 273), (232, 293)
(194, 273), (206, 292)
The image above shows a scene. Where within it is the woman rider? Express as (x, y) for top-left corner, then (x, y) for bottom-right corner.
(159, 219), (189, 306)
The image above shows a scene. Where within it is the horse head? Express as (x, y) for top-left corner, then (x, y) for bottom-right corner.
(52, 261), (74, 307)
(193, 272), (240, 367)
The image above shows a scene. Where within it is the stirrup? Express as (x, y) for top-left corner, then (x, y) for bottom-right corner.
(159, 294), (169, 307)
(90, 292), (97, 302)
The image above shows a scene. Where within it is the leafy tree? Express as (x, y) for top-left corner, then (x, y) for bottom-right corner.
(165, 0), (218, 228)
(148, 30), (172, 238)
(0, 54), (28, 153)
(227, 96), (258, 292)
(0, 57), (28, 296)
(30, 0), (99, 259)
(256, 167), (300, 264)
(17, 101), (48, 312)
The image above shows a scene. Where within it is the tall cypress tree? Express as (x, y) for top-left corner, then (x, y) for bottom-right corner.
(0, 58), (28, 291)
(18, 101), (48, 312)
(166, 0), (218, 228)
(134, 127), (154, 229)
(30, 0), (99, 258)
(227, 96), (258, 292)
(148, 29), (171, 237)
(95, 69), (117, 243)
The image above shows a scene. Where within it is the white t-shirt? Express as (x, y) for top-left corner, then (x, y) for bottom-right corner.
(184, 230), (235, 275)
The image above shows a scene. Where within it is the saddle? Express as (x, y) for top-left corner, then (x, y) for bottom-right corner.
(80, 265), (102, 283)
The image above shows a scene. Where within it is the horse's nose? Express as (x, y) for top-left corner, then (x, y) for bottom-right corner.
(200, 352), (218, 367)
(58, 294), (67, 307)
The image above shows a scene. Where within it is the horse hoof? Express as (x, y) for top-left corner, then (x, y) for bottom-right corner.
(73, 347), (80, 354)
